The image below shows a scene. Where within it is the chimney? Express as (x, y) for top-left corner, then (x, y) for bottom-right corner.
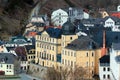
(101, 31), (107, 57)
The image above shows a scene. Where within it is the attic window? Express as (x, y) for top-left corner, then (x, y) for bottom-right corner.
(115, 36), (118, 40)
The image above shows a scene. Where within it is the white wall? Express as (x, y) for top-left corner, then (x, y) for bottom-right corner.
(83, 12), (89, 19)
(117, 5), (120, 11)
(99, 64), (111, 80)
(0, 64), (14, 75)
(20, 61), (28, 71)
(110, 49), (120, 80)
(51, 9), (68, 26)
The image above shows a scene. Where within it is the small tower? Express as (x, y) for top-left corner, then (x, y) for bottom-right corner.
(101, 31), (107, 57)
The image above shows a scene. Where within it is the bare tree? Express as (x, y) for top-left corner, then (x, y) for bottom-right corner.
(45, 66), (88, 80)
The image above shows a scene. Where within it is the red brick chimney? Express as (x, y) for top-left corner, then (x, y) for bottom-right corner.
(101, 31), (107, 57)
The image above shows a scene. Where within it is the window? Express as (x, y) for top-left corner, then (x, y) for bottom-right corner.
(52, 46), (54, 51)
(103, 75), (106, 79)
(65, 51), (67, 55)
(86, 62), (88, 67)
(108, 67), (110, 71)
(92, 52), (94, 57)
(70, 37), (72, 40)
(62, 59), (64, 64)
(107, 75), (110, 79)
(9, 65), (12, 69)
(68, 60), (70, 66)
(86, 52), (88, 57)
(92, 62), (94, 67)
(68, 51), (70, 56)
(52, 55), (54, 61)
(29, 56), (30, 59)
(74, 52), (76, 57)
(70, 61), (73, 67)
(7, 65), (8, 69)
(103, 67), (106, 71)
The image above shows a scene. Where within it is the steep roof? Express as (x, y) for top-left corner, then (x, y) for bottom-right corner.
(46, 27), (62, 38)
(99, 55), (110, 64)
(15, 47), (27, 61)
(65, 36), (99, 51)
(0, 53), (16, 64)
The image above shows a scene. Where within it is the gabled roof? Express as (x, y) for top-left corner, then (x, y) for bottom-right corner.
(99, 55), (110, 64)
(0, 53), (16, 64)
(102, 16), (119, 22)
(66, 36), (99, 51)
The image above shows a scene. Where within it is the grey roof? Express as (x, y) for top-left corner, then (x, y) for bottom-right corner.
(65, 36), (99, 50)
(62, 20), (76, 35)
(0, 53), (16, 64)
(112, 43), (120, 50)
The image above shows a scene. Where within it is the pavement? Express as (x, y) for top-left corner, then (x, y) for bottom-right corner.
(19, 73), (41, 80)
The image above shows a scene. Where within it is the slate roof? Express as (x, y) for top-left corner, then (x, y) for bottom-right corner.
(99, 55), (110, 64)
(46, 27), (62, 38)
(62, 20), (76, 35)
(15, 47), (27, 61)
(0, 53), (16, 64)
(66, 36), (99, 50)
(92, 31), (120, 47)
(112, 43), (120, 50)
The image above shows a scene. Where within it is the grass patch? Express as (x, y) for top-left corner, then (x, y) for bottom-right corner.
(0, 75), (20, 79)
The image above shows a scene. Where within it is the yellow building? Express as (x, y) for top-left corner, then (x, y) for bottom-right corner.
(25, 45), (36, 64)
(35, 27), (62, 68)
(61, 36), (102, 78)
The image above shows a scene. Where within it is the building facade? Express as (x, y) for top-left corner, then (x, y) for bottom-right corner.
(99, 55), (110, 80)
(61, 37), (102, 79)
(35, 28), (62, 68)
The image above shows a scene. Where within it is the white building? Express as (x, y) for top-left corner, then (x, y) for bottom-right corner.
(103, 17), (120, 31)
(67, 7), (90, 22)
(51, 9), (68, 26)
(0, 53), (17, 75)
(99, 55), (111, 80)
(110, 43), (120, 80)
(117, 5), (120, 11)
(104, 18), (115, 28)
